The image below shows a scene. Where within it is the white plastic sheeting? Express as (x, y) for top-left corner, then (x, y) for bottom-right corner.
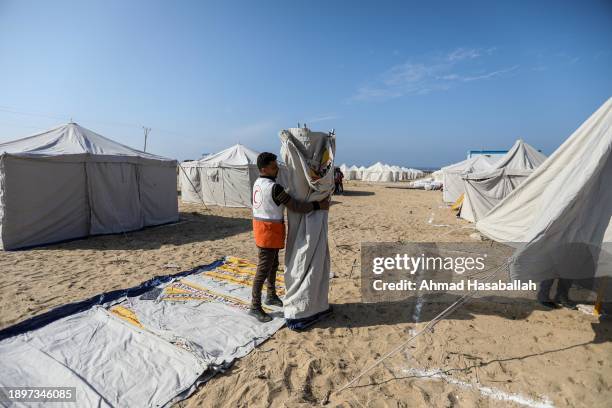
(477, 98), (612, 281)
(280, 128), (334, 319)
(0, 258), (285, 407)
(461, 140), (547, 222)
(0, 123), (178, 250)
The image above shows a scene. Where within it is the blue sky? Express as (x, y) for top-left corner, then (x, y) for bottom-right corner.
(0, 0), (610, 167)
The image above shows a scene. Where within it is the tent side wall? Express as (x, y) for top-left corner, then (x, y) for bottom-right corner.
(86, 161), (178, 234)
(179, 165), (202, 204)
(0, 156), (90, 250)
(220, 166), (255, 208)
(442, 172), (465, 203)
(139, 164), (179, 225)
(181, 163), (257, 208)
(87, 162), (144, 234)
(0, 156), (178, 250)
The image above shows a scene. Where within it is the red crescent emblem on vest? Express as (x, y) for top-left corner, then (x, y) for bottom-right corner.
(253, 185), (262, 208)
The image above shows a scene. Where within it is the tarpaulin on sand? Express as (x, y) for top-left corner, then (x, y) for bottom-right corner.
(279, 128), (335, 321)
(0, 256), (284, 407)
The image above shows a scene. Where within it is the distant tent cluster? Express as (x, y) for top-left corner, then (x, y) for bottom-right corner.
(0, 123), (178, 250)
(339, 163), (424, 182)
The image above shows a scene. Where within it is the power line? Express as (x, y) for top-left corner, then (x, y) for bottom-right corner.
(0, 103), (191, 140)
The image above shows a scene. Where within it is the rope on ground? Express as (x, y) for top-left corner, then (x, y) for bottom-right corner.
(335, 261), (509, 393)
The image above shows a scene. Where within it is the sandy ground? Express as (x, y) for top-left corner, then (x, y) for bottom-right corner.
(1, 181), (610, 407)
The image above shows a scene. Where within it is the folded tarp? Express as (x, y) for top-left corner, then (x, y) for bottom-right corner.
(0, 257), (284, 407)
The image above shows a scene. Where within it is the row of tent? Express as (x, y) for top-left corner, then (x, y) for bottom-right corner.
(178, 150), (428, 209)
(339, 163), (424, 182)
(441, 139), (547, 222)
(433, 97), (611, 280)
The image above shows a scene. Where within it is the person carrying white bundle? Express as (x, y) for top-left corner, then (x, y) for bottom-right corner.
(280, 126), (336, 330)
(249, 152), (330, 323)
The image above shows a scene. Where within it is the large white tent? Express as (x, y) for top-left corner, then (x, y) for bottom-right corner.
(460, 139), (547, 222)
(362, 162), (394, 182)
(441, 155), (499, 203)
(0, 123), (178, 250)
(180, 144), (262, 208)
(477, 98), (612, 282)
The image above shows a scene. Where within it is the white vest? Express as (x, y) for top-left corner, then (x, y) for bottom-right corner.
(252, 177), (284, 222)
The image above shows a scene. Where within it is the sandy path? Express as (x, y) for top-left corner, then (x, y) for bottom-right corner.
(1, 181), (610, 407)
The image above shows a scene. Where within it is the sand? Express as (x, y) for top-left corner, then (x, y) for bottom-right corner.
(1, 181), (610, 407)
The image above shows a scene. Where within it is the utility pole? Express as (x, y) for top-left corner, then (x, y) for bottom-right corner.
(142, 126), (151, 152)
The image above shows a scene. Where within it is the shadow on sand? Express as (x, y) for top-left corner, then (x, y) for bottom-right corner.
(317, 294), (612, 343)
(34, 212), (252, 251)
(337, 190), (376, 197)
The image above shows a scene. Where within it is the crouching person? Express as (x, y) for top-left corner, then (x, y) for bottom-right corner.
(249, 152), (330, 322)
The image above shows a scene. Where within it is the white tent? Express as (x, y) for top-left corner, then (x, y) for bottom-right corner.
(347, 165), (359, 180)
(0, 123), (178, 250)
(357, 166), (366, 180)
(441, 155), (499, 203)
(477, 98), (612, 281)
(180, 144), (261, 208)
(362, 162), (394, 182)
(432, 169), (444, 182)
(461, 140), (547, 222)
(409, 168), (424, 180)
(338, 163), (349, 179)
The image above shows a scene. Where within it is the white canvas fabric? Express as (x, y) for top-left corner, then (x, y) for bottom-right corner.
(357, 166), (366, 180)
(347, 165), (359, 180)
(477, 98), (612, 281)
(432, 169), (444, 182)
(461, 140), (547, 222)
(0, 123), (178, 250)
(180, 144), (260, 208)
(280, 128), (334, 319)
(441, 155), (499, 203)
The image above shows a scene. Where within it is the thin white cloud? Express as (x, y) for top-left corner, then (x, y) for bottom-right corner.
(447, 47), (482, 61)
(227, 119), (279, 142)
(460, 65), (519, 81)
(350, 47), (516, 102)
(309, 114), (339, 123)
